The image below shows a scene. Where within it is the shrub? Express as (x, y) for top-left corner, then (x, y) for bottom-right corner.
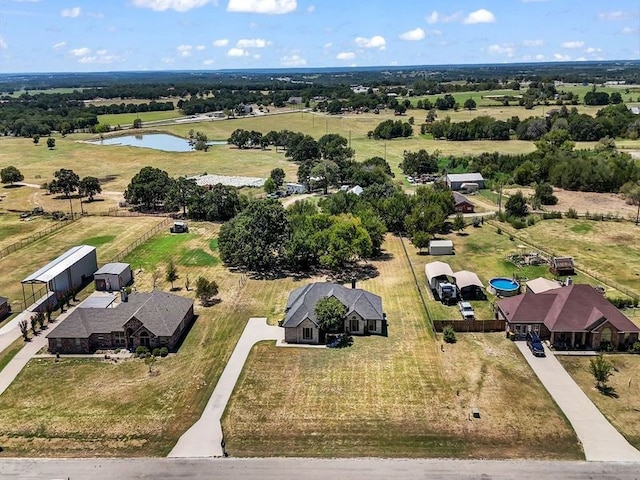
(159, 347), (169, 357)
(628, 341), (640, 354)
(496, 227), (502, 235)
(152, 348), (162, 357)
(509, 217), (527, 229)
(542, 211), (562, 220)
(526, 215), (536, 226)
(443, 325), (457, 344)
(135, 346), (149, 356)
(566, 208), (578, 219)
(472, 217), (481, 228)
(114, 348), (121, 354)
(607, 296), (634, 309)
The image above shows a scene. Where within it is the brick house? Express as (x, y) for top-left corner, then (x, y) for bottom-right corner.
(46, 291), (194, 354)
(453, 191), (475, 213)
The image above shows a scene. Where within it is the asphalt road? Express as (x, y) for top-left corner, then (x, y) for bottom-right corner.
(1, 457), (639, 480)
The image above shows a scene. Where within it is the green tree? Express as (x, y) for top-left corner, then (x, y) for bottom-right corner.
(195, 276), (219, 305)
(19, 319), (29, 341)
(452, 213), (466, 233)
(589, 354), (613, 391)
(46, 137), (56, 149)
(534, 182), (558, 205)
(535, 129), (575, 155)
(33, 311), (45, 330)
(124, 166), (173, 210)
(264, 177), (277, 194)
(270, 167), (286, 188)
(165, 259), (178, 290)
(310, 160), (339, 195)
(49, 168), (80, 198)
(132, 118), (142, 129)
(78, 176), (102, 202)
(33, 135), (40, 145)
(314, 296), (346, 333)
(505, 190), (528, 217)
(166, 176), (197, 216)
(319, 215), (373, 270)
(399, 149), (439, 175)
(464, 98), (477, 110)
(1, 165), (24, 185)
(412, 231), (431, 253)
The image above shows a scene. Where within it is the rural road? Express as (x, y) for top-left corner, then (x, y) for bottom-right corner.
(1, 457), (639, 480)
(516, 342), (640, 462)
(169, 317), (282, 457)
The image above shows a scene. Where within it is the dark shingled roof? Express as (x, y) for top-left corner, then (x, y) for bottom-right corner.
(0, 297), (8, 305)
(46, 291), (193, 339)
(453, 191), (473, 206)
(497, 284), (640, 333)
(282, 282), (383, 328)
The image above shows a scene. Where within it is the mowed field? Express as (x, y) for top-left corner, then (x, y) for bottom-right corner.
(559, 354), (640, 450)
(0, 215), (162, 309)
(222, 234), (582, 459)
(97, 110), (183, 126)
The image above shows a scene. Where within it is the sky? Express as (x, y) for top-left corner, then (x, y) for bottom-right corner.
(0, 0), (638, 73)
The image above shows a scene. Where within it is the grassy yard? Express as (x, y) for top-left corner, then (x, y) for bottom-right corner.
(559, 354), (640, 450)
(97, 110), (183, 126)
(222, 234), (582, 459)
(0, 216), (162, 310)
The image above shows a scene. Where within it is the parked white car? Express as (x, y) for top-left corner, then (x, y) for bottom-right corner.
(458, 301), (475, 320)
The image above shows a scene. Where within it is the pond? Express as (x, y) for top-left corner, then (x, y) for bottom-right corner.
(90, 133), (226, 152)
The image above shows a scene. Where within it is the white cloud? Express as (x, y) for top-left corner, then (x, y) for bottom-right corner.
(196, 45), (206, 50)
(585, 47), (602, 54)
(132, 0), (211, 12)
(213, 38), (229, 47)
(399, 28), (425, 41)
(426, 10), (461, 24)
(52, 41), (67, 50)
(307, 4), (314, 13)
(323, 42), (332, 49)
(622, 26), (639, 35)
(487, 43), (515, 57)
(523, 39), (543, 47)
(61, 6), (81, 18)
(535, 54), (545, 61)
(355, 35), (386, 50)
(553, 53), (571, 61)
(281, 54), (306, 66)
(253, 53), (260, 59)
(561, 40), (584, 49)
(236, 38), (268, 48)
(227, 0), (296, 14)
(203, 59), (215, 65)
(464, 9), (496, 24)
(336, 51), (355, 60)
(70, 47), (90, 56)
(96, 49), (107, 55)
(227, 47), (248, 57)
(575, 57), (587, 61)
(0, 37), (7, 50)
(76, 49), (121, 64)
(597, 11), (625, 21)
(177, 44), (193, 56)
(162, 57), (175, 64)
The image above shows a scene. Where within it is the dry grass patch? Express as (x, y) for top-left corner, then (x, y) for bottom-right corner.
(559, 355), (640, 450)
(222, 234), (582, 459)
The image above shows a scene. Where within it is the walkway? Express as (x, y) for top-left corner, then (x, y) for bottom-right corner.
(169, 317), (282, 458)
(515, 342), (640, 462)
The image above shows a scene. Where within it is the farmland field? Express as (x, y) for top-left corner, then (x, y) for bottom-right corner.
(222, 234), (582, 459)
(97, 110), (183, 126)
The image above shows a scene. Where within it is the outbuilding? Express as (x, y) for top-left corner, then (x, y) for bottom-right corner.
(425, 261), (455, 290)
(286, 182), (308, 194)
(445, 173), (485, 191)
(0, 296), (10, 320)
(453, 270), (485, 299)
(94, 263), (133, 292)
(21, 245), (98, 309)
(428, 240), (454, 256)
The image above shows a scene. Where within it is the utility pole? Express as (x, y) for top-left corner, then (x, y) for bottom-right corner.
(497, 183), (503, 217)
(68, 196), (74, 219)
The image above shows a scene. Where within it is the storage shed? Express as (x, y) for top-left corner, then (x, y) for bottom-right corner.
(21, 245), (98, 308)
(94, 263), (133, 292)
(550, 256), (575, 276)
(428, 240), (454, 256)
(445, 173), (485, 191)
(453, 270), (485, 299)
(425, 261), (455, 290)
(0, 296), (10, 320)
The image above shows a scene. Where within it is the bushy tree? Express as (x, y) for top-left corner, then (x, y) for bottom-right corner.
(46, 138), (56, 149)
(463, 98), (477, 110)
(589, 354), (613, 391)
(315, 296), (346, 333)
(505, 190), (528, 217)
(195, 276), (219, 305)
(124, 166), (172, 210)
(453, 213), (466, 233)
(165, 259), (178, 289)
(78, 176), (102, 201)
(399, 149), (439, 175)
(535, 182), (558, 205)
(269, 167), (286, 188)
(49, 168), (80, 198)
(0, 166), (24, 185)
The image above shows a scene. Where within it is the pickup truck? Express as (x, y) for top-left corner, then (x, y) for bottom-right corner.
(458, 301), (475, 320)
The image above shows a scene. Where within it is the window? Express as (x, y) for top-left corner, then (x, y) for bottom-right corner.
(367, 319), (377, 332)
(350, 318), (359, 332)
(139, 331), (150, 348)
(302, 327), (313, 340)
(114, 331), (125, 346)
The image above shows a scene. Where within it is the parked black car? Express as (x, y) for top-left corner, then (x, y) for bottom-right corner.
(526, 331), (546, 357)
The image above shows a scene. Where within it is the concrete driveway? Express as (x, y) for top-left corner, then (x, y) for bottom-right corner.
(516, 342), (640, 462)
(169, 317), (282, 458)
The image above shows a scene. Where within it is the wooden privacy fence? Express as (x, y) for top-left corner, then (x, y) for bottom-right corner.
(433, 320), (506, 333)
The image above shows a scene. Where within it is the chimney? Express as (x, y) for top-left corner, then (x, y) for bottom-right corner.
(351, 278), (356, 289)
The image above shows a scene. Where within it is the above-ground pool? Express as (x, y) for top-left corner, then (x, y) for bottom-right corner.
(489, 277), (520, 297)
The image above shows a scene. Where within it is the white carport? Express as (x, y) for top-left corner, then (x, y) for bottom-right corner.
(425, 261), (455, 290)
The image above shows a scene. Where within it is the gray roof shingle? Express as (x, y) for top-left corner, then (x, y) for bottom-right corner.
(282, 282), (383, 328)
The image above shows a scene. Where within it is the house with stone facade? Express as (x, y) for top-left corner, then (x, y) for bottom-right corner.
(46, 291), (194, 354)
(282, 282), (385, 344)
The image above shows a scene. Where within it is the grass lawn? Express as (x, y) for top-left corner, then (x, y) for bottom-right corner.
(0, 216), (162, 310)
(222, 234), (582, 459)
(97, 110), (183, 126)
(0, 337), (23, 373)
(559, 354), (640, 450)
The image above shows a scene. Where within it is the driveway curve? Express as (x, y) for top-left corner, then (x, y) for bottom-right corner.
(516, 342), (640, 462)
(169, 317), (282, 457)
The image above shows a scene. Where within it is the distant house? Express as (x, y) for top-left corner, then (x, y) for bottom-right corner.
(550, 256), (575, 276)
(348, 185), (364, 196)
(630, 106), (640, 115)
(428, 240), (453, 255)
(445, 173), (485, 191)
(0, 296), (10, 320)
(497, 284), (640, 350)
(288, 96), (303, 105)
(94, 263), (133, 292)
(453, 192), (475, 213)
(286, 182), (308, 194)
(46, 291), (194, 354)
(282, 282), (385, 344)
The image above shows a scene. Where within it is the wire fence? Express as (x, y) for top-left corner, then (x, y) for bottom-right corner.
(106, 217), (172, 264)
(399, 235), (435, 334)
(95, 207), (172, 218)
(0, 218), (76, 259)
